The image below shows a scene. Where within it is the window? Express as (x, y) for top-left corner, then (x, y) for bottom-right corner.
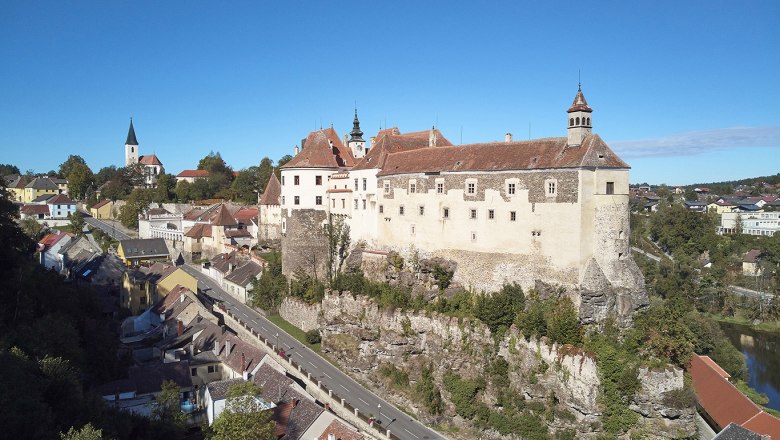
(362, 178), (367, 191)
(341, 199), (345, 208)
(354, 199), (358, 209)
(362, 199), (366, 209)
(471, 232), (477, 241)
(207, 365), (217, 374)
(294, 196), (300, 205)
(191, 368), (197, 377)
(384, 182), (390, 194)
(510, 211), (517, 221)
(419, 206), (425, 216)
(410, 183), (416, 193)
(437, 183), (443, 194)
(547, 181), (556, 195)
(354, 179), (359, 191)
(315, 196), (322, 205)
(399, 206), (405, 215)
(488, 209), (494, 219)
(139, 296), (147, 305)
(332, 199), (335, 208)
(508, 183), (516, 195)
(294, 175), (300, 185)
(443, 208), (449, 218)
(576, 117), (580, 125)
(470, 209), (477, 219)
(282, 176), (285, 185)
(411, 225), (416, 235)
(606, 182), (615, 195)
(315, 175), (322, 185)
(467, 183), (475, 194)
(569, 118), (574, 127)
(379, 205), (384, 214)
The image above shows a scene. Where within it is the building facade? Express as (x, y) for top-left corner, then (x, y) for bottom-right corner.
(124, 118), (164, 188)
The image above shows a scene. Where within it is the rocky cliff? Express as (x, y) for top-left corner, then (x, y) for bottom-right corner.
(281, 292), (695, 439)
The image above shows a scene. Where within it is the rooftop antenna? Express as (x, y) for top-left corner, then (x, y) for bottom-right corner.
(578, 69), (581, 90)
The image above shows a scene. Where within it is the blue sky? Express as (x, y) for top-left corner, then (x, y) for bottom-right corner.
(1, 1), (778, 185)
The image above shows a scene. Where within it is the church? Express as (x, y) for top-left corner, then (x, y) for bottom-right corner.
(277, 88), (647, 322)
(124, 118), (164, 188)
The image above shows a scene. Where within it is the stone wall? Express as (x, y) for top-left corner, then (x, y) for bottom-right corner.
(281, 209), (329, 279)
(279, 297), (321, 332)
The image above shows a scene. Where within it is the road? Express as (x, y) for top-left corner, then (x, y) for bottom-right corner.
(728, 285), (774, 303)
(631, 246), (662, 262)
(180, 264), (447, 440)
(83, 215), (132, 241)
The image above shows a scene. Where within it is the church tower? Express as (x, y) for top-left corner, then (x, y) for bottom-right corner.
(347, 109), (366, 159)
(567, 85), (593, 147)
(125, 117), (139, 166)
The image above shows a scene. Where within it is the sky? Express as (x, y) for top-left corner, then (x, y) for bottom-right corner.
(1, 1), (779, 186)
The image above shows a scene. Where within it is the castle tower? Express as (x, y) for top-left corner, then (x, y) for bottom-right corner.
(567, 85), (592, 147)
(125, 117), (139, 166)
(347, 109), (366, 159)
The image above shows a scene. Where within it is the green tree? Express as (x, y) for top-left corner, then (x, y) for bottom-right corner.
(60, 423), (107, 440)
(175, 180), (191, 202)
(209, 382), (276, 440)
(415, 364), (443, 415)
(119, 188), (153, 228)
(153, 380), (187, 429)
(20, 216), (45, 240)
(546, 296), (582, 346)
(69, 211), (85, 235)
(684, 188), (698, 201)
(250, 251), (286, 310)
(58, 155), (88, 180)
(325, 215), (351, 284)
(257, 157), (274, 192)
(0, 163), (21, 176)
(67, 162), (95, 200)
(276, 155), (293, 173)
(231, 168), (260, 204)
(95, 165), (119, 186)
(475, 283), (525, 334)
(152, 173), (176, 204)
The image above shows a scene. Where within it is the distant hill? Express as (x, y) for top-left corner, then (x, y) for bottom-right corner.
(633, 173), (780, 191)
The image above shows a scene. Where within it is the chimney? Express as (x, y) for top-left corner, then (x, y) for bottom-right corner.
(225, 340), (231, 356)
(213, 341), (220, 356)
(505, 132), (513, 143)
(328, 434), (335, 440)
(294, 145), (299, 155)
(177, 320), (184, 337)
(369, 136), (376, 149)
(301, 138), (306, 149)
(428, 127), (437, 147)
(343, 134), (348, 145)
(240, 352), (246, 373)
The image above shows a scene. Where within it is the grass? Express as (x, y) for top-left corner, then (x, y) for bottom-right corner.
(735, 380), (770, 406)
(265, 314), (321, 353)
(707, 313), (780, 333)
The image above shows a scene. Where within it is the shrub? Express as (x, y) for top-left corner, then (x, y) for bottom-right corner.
(304, 329), (321, 345)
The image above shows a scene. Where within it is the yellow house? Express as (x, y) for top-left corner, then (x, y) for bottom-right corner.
(24, 177), (60, 203)
(90, 199), (114, 219)
(5, 175), (28, 202)
(51, 178), (68, 194)
(157, 266), (198, 297)
(708, 202), (735, 214)
(117, 238), (170, 267)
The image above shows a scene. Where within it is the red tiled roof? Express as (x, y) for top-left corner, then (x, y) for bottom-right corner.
(377, 134), (628, 176)
(699, 355), (731, 379)
(568, 88), (592, 113)
(318, 419), (364, 440)
(21, 204), (50, 215)
(234, 207), (258, 223)
(744, 249), (762, 264)
(177, 169), (209, 178)
(212, 204), (238, 226)
(184, 223), (212, 238)
(91, 199), (111, 209)
(259, 173), (281, 206)
(39, 231), (74, 250)
(282, 128), (355, 169)
(216, 332), (268, 375)
(689, 355), (780, 437)
(47, 193), (74, 205)
(352, 127), (452, 171)
(139, 154), (162, 166)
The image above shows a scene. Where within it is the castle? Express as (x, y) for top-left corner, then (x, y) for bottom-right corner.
(278, 88), (647, 322)
(124, 118), (164, 188)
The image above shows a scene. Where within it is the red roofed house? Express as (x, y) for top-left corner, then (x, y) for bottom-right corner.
(123, 118), (164, 188)
(47, 193), (77, 219)
(258, 172), (282, 241)
(38, 230), (75, 271)
(690, 354), (780, 439)
(183, 203), (256, 259)
(176, 169), (210, 184)
(278, 89), (648, 322)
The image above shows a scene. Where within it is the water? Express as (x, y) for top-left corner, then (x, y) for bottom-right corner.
(719, 322), (780, 411)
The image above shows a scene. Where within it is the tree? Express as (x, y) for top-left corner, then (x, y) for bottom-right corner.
(684, 188), (698, 201)
(232, 167), (260, 205)
(119, 188), (153, 228)
(209, 382), (276, 440)
(60, 423), (107, 440)
(276, 155), (292, 173)
(545, 296), (582, 346)
(95, 165), (119, 186)
(153, 380), (187, 429)
(0, 163), (20, 176)
(257, 157), (274, 193)
(175, 180), (191, 202)
(152, 173), (176, 204)
(325, 215), (350, 284)
(67, 162), (95, 200)
(250, 251), (287, 310)
(20, 216), (45, 240)
(58, 155), (88, 180)
(475, 283), (525, 334)
(69, 211), (85, 235)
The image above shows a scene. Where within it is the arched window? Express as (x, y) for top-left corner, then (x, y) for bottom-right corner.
(586, 117), (590, 125)
(131, 147), (134, 153)
(569, 118), (574, 126)
(576, 117), (580, 125)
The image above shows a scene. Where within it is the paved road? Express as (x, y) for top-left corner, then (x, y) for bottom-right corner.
(631, 246), (662, 262)
(84, 216), (132, 241)
(180, 264), (447, 440)
(728, 285), (774, 303)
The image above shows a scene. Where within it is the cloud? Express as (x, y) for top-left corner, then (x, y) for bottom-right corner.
(611, 126), (780, 158)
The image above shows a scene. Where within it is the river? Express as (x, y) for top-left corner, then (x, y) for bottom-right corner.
(720, 322), (780, 411)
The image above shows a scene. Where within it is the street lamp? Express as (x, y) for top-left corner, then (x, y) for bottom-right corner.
(377, 403), (381, 424)
(275, 332), (279, 351)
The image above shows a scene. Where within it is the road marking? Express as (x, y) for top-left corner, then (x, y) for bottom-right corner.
(404, 428), (420, 438)
(340, 385), (349, 393)
(358, 397), (368, 405)
(323, 372), (332, 379)
(308, 361), (316, 368)
(261, 326), (268, 332)
(251, 319), (259, 324)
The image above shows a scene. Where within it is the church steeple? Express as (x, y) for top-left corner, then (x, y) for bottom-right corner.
(126, 117), (138, 146)
(347, 109), (366, 159)
(567, 85), (593, 147)
(349, 109), (364, 142)
(124, 117), (140, 166)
